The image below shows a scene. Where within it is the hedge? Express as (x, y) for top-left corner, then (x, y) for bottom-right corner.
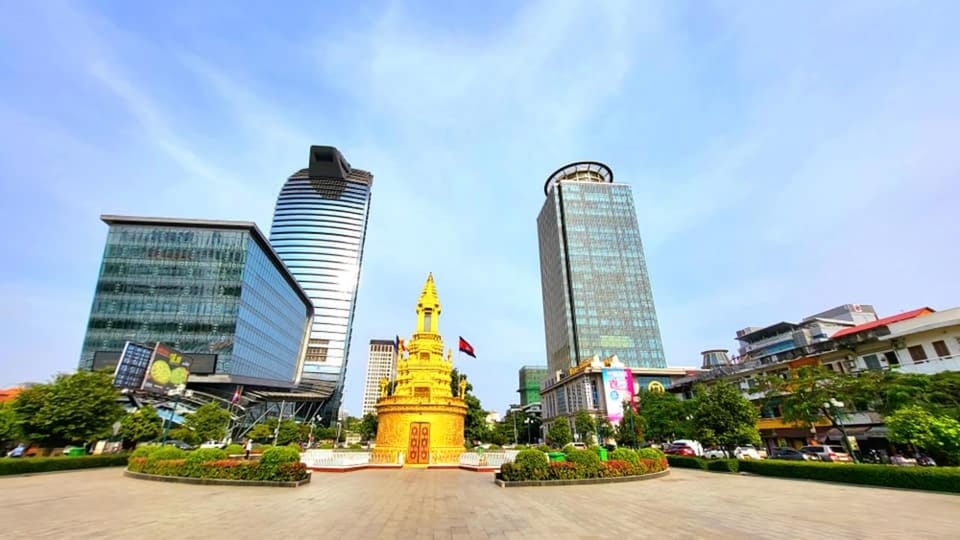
(0, 454), (129, 476)
(501, 455), (668, 481)
(125, 444), (306, 482)
(666, 455), (708, 470)
(738, 460), (960, 494)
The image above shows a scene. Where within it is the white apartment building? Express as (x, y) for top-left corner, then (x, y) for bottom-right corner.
(360, 339), (397, 417)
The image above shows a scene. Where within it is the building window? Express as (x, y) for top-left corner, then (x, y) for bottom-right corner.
(862, 354), (881, 370)
(932, 340), (950, 358)
(884, 351), (899, 366)
(907, 345), (928, 362)
(422, 310), (432, 332)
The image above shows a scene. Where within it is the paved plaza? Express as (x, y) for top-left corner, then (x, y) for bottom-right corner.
(1, 467), (957, 539)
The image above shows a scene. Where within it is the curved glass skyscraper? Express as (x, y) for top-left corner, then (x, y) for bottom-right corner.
(269, 146), (373, 421)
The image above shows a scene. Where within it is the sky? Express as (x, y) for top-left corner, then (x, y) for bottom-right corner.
(1, 0), (959, 417)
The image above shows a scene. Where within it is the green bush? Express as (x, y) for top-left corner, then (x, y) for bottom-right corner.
(536, 444), (551, 453)
(666, 455), (708, 470)
(506, 449), (549, 481)
(147, 446), (187, 461)
(259, 445), (300, 468)
(737, 460), (960, 493)
(637, 447), (665, 460)
(224, 444), (244, 455)
(127, 456), (308, 482)
(706, 459), (739, 473)
(610, 448), (639, 465)
(565, 449), (603, 478)
(130, 446), (158, 459)
(562, 444), (577, 454)
(186, 448), (227, 464)
(0, 454), (129, 476)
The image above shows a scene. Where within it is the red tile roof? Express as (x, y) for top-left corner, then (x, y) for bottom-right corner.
(830, 308), (934, 339)
(0, 387), (23, 403)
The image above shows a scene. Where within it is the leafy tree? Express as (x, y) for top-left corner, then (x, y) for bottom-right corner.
(360, 413), (378, 441)
(167, 426), (199, 446)
(119, 405), (162, 448)
(616, 404), (643, 448)
(690, 382), (760, 451)
(547, 420), (572, 448)
(248, 422), (276, 442)
(182, 402), (231, 442)
(636, 390), (693, 443)
(574, 411), (596, 443)
(597, 418), (615, 444)
(12, 370), (123, 448)
(276, 419), (301, 446)
(886, 405), (960, 465)
(0, 402), (22, 449)
(451, 368), (490, 443)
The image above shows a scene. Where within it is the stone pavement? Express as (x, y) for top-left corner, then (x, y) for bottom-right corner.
(1, 467), (957, 539)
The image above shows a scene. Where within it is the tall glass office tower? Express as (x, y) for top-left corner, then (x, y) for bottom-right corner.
(537, 161), (667, 376)
(269, 146), (373, 421)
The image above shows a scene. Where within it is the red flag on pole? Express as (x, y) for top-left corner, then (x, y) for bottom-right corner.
(458, 337), (476, 358)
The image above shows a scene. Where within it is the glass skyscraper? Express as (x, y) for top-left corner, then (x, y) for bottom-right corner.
(537, 161), (667, 376)
(79, 216), (313, 388)
(269, 146), (373, 420)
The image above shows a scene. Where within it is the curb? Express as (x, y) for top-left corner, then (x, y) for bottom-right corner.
(495, 468), (670, 488)
(124, 469), (311, 488)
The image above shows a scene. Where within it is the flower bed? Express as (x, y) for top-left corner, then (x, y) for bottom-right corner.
(497, 448), (669, 486)
(126, 445), (309, 484)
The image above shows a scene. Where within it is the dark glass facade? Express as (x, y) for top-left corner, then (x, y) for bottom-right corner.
(537, 164), (667, 376)
(79, 217), (312, 387)
(269, 161), (373, 415)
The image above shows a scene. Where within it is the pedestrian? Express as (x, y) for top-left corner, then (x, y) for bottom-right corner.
(244, 438), (253, 460)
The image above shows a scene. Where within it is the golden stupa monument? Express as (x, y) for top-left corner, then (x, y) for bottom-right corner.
(371, 273), (468, 466)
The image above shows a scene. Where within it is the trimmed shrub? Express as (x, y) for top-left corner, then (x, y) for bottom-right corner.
(147, 446), (187, 462)
(536, 445), (551, 453)
(224, 444), (244, 456)
(738, 460), (960, 494)
(562, 444), (577, 454)
(130, 446), (158, 459)
(565, 449), (603, 478)
(706, 459), (739, 473)
(547, 461), (579, 480)
(511, 449), (549, 480)
(637, 447), (665, 460)
(186, 448), (228, 464)
(666, 455), (708, 470)
(259, 445), (300, 469)
(128, 456), (308, 482)
(601, 459), (634, 477)
(0, 454), (129, 476)
(610, 448), (639, 465)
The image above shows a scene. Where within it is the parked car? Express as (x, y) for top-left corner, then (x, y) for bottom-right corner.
(734, 445), (762, 460)
(669, 439), (703, 456)
(800, 445), (852, 462)
(200, 440), (226, 449)
(703, 447), (729, 459)
(665, 443), (697, 457)
(769, 447), (819, 461)
(164, 440), (195, 451)
(570, 442), (588, 450)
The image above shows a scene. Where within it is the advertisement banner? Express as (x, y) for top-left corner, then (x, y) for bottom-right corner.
(141, 343), (192, 394)
(112, 341), (156, 389)
(601, 368), (635, 425)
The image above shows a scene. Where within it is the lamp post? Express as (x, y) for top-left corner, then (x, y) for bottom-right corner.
(525, 417), (532, 445)
(512, 413), (519, 445)
(823, 398), (859, 464)
(336, 421), (343, 447)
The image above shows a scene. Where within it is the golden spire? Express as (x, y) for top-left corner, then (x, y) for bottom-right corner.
(417, 272), (441, 312)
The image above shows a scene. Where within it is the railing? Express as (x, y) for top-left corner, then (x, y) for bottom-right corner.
(896, 355), (960, 375)
(300, 449), (371, 467)
(459, 450), (519, 467)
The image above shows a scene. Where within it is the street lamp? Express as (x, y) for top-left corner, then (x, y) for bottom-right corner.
(336, 421), (343, 447)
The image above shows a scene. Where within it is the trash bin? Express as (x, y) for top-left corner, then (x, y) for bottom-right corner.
(66, 447), (86, 457)
(547, 452), (566, 462)
(596, 447), (608, 461)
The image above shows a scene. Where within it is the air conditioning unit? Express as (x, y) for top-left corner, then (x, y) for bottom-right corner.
(844, 358), (858, 369)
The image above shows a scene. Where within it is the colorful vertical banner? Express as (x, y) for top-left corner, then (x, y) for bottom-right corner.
(601, 368), (635, 425)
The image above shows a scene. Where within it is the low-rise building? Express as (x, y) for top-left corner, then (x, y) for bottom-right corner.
(540, 354), (699, 436)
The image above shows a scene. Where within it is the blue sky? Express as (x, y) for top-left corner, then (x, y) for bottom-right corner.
(2, 1), (958, 416)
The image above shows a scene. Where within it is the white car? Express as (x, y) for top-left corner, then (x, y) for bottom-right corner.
(200, 441), (225, 449)
(734, 445), (762, 460)
(703, 447), (729, 459)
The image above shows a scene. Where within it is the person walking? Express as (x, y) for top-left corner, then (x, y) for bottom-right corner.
(244, 438), (253, 460)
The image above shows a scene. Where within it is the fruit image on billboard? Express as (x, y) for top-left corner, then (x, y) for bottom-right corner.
(141, 343), (192, 394)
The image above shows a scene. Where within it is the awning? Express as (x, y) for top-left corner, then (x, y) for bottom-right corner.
(823, 426), (871, 440)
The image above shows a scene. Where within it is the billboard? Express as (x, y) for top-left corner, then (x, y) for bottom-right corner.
(111, 342), (156, 389)
(601, 368), (635, 425)
(141, 343), (192, 394)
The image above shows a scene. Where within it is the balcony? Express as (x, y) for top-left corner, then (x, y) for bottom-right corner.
(895, 354), (960, 375)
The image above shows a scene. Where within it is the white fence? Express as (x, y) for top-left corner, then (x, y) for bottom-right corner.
(300, 449), (371, 467)
(459, 450), (519, 467)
